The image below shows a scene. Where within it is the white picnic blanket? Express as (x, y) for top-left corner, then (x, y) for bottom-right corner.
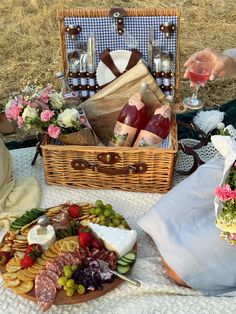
(1, 146), (236, 313)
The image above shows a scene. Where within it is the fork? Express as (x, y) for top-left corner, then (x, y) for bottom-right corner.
(98, 259), (141, 287)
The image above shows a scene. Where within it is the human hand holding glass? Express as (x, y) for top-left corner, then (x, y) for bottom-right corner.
(183, 51), (213, 110)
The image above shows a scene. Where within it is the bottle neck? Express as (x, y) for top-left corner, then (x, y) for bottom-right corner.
(58, 77), (71, 94)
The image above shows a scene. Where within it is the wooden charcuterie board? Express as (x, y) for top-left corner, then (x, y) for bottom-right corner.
(0, 202), (137, 308)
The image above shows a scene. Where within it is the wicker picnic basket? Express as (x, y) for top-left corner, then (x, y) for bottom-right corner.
(41, 7), (180, 193)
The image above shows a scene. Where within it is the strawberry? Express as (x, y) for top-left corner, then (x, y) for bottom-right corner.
(20, 254), (34, 268)
(78, 228), (94, 248)
(0, 252), (12, 265)
(91, 238), (104, 250)
(68, 204), (81, 218)
(25, 244), (42, 260)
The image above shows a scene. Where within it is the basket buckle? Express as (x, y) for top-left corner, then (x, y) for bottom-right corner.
(109, 8), (125, 35)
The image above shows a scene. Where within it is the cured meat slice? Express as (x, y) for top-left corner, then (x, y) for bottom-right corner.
(58, 252), (73, 265)
(46, 261), (62, 277)
(54, 256), (66, 270)
(35, 274), (57, 311)
(40, 269), (60, 289)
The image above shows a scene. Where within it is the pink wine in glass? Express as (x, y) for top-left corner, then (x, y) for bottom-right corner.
(188, 70), (210, 85)
(183, 51), (213, 110)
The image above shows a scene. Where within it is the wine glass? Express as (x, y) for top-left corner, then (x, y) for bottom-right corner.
(183, 51), (213, 110)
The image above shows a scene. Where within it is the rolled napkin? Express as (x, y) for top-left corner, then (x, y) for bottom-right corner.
(0, 139), (41, 233)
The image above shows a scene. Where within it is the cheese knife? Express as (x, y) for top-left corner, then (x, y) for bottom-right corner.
(147, 26), (154, 72)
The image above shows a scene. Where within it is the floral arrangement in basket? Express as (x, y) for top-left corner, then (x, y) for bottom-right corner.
(4, 82), (86, 141)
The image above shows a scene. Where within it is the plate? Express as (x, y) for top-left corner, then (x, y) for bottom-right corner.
(0, 204), (137, 307)
(96, 50), (142, 86)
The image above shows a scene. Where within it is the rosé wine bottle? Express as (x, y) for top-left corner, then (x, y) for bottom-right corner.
(109, 82), (148, 147)
(133, 104), (171, 147)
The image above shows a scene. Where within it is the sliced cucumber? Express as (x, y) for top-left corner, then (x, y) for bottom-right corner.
(121, 257), (134, 264)
(117, 265), (130, 274)
(123, 252), (136, 261)
(117, 259), (130, 266)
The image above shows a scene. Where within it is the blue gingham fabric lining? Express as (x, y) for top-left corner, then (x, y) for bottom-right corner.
(64, 16), (178, 91)
(63, 15), (178, 149)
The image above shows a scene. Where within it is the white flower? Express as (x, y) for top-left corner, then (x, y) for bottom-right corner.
(57, 108), (78, 128)
(216, 122), (225, 130)
(193, 110), (225, 134)
(22, 106), (38, 121)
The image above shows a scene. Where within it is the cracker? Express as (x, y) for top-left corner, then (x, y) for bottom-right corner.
(27, 267), (40, 275)
(8, 257), (21, 266)
(15, 235), (27, 241)
(53, 241), (62, 252)
(16, 270), (34, 282)
(6, 264), (22, 273)
(36, 258), (47, 266)
(22, 269), (37, 279)
(20, 229), (29, 236)
(1, 272), (18, 281)
(32, 263), (45, 270)
(41, 253), (54, 262)
(47, 206), (62, 214)
(3, 278), (21, 288)
(20, 220), (37, 232)
(44, 249), (57, 258)
(14, 251), (25, 262)
(12, 280), (34, 294)
(49, 243), (59, 254)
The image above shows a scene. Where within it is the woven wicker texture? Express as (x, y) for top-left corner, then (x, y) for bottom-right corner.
(1, 145), (236, 314)
(41, 116), (177, 193)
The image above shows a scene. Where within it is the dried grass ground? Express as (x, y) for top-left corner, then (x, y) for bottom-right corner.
(0, 0), (236, 110)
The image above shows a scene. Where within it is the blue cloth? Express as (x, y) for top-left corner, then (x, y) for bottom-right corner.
(138, 155), (236, 296)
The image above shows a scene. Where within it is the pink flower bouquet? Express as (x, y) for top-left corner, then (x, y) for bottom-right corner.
(4, 83), (84, 139)
(214, 161), (236, 245)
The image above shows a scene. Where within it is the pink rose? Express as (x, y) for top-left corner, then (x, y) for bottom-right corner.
(214, 184), (233, 202)
(48, 124), (61, 138)
(39, 91), (50, 104)
(5, 104), (21, 121)
(40, 110), (54, 122)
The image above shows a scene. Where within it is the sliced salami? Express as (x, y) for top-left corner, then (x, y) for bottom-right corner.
(40, 269), (60, 289)
(54, 256), (66, 270)
(35, 275), (57, 312)
(46, 261), (62, 277)
(59, 252), (73, 265)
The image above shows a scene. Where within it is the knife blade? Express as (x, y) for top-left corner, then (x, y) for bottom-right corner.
(87, 35), (95, 73)
(147, 26), (154, 72)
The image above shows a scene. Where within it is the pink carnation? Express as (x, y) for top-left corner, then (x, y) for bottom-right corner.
(40, 110), (54, 122)
(214, 184), (233, 202)
(48, 124), (61, 138)
(5, 104), (21, 121)
(17, 116), (23, 128)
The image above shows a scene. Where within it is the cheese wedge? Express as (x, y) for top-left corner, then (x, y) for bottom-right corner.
(88, 223), (137, 258)
(27, 225), (56, 250)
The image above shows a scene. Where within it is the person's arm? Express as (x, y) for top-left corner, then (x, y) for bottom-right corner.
(184, 48), (236, 80)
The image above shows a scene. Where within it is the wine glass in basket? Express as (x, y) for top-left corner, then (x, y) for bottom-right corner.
(183, 51), (213, 110)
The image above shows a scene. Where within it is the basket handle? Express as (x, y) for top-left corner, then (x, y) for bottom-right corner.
(71, 159), (147, 175)
(176, 120), (209, 175)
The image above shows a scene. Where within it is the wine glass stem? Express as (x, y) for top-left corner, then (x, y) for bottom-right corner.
(190, 85), (200, 104)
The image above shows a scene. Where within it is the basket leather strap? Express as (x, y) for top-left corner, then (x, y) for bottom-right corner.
(124, 49), (142, 72)
(71, 159), (147, 175)
(176, 120), (209, 175)
(99, 49), (122, 77)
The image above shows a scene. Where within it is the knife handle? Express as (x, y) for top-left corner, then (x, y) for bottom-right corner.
(111, 270), (141, 287)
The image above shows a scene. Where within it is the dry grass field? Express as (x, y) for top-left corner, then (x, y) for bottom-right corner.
(0, 0), (236, 109)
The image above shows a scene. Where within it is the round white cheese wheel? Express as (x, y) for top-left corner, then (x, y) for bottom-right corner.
(27, 225), (56, 250)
